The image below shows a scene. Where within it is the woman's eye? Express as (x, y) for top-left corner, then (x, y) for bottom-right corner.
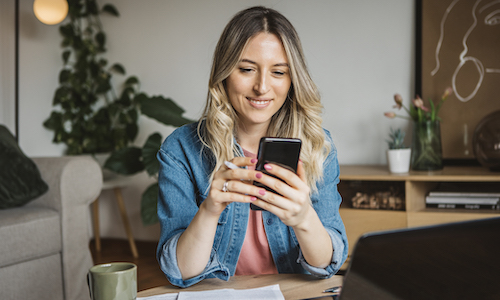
(273, 71), (286, 76)
(239, 68), (253, 73)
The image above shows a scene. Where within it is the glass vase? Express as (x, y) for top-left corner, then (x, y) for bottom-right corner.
(411, 120), (443, 171)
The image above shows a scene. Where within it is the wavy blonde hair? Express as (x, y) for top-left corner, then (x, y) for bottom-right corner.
(198, 6), (329, 191)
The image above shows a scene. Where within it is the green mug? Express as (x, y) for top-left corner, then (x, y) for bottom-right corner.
(88, 262), (137, 300)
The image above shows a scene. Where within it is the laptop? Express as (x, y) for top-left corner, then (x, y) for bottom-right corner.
(338, 217), (500, 300)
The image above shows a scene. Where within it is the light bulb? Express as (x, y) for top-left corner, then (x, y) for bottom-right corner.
(33, 0), (68, 25)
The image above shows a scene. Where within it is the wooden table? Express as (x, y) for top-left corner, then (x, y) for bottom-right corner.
(137, 274), (343, 300)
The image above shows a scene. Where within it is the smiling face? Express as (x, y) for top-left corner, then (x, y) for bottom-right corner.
(226, 32), (292, 134)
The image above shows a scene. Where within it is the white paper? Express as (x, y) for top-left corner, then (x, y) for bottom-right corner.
(137, 293), (178, 300)
(137, 284), (285, 300)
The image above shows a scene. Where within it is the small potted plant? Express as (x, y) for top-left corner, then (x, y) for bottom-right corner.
(386, 128), (411, 173)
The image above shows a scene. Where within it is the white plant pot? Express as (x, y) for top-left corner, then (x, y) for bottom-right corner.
(387, 148), (411, 173)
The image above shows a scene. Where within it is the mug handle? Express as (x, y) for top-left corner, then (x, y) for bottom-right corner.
(87, 272), (94, 300)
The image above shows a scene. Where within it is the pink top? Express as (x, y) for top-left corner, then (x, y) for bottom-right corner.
(234, 149), (279, 275)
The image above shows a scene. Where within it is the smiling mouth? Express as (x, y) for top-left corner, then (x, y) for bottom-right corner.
(247, 97), (271, 105)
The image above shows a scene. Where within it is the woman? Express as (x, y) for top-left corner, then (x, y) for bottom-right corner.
(157, 6), (348, 288)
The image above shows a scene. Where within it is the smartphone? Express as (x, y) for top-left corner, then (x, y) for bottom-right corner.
(251, 137), (302, 210)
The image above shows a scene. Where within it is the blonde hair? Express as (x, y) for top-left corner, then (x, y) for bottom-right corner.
(198, 6), (329, 191)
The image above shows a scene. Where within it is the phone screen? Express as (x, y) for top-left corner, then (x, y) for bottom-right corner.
(251, 137), (302, 210)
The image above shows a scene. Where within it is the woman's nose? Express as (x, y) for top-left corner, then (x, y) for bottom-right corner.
(254, 72), (269, 95)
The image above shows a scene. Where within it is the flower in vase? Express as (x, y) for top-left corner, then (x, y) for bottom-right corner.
(412, 96), (429, 112)
(384, 87), (452, 122)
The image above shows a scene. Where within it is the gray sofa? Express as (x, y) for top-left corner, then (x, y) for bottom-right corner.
(0, 156), (102, 300)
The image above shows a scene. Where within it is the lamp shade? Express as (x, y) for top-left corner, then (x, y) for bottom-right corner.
(33, 0), (68, 25)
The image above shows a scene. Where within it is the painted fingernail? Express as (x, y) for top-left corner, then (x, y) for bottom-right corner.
(250, 196), (257, 202)
(264, 164), (272, 170)
(251, 158), (258, 163)
(256, 173), (262, 179)
(259, 189), (266, 196)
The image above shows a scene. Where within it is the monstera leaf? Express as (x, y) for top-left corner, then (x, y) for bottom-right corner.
(137, 94), (193, 128)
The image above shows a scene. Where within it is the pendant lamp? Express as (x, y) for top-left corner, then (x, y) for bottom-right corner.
(33, 0), (68, 25)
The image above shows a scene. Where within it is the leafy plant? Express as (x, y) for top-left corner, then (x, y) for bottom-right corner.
(43, 0), (142, 155)
(104, 95), (194, 225)
(42, 0), (194, 225)
(387, 128), (407, 150)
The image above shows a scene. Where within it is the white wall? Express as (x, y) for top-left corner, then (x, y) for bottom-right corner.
(6, 0), (415, 241)
(0, 0), (16, 134)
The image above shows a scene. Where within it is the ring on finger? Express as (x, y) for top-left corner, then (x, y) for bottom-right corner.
(222, 181), (229, 192)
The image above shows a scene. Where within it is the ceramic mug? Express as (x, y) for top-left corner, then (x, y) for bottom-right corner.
(88, 262), (137, 300)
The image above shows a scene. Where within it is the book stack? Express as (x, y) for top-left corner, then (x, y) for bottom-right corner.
(426, 192), (500, 210)
(425, 183), (500, 210)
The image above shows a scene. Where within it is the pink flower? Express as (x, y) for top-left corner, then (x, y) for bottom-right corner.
(442, 87), (453, 99)
(412, 96), (429, 112)
(393, 94), (403, 109)
(387, 87), (449, 122)
(384, 112), (396, 118)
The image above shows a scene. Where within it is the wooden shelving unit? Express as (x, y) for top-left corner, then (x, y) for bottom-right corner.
(338, 165), (500, 258)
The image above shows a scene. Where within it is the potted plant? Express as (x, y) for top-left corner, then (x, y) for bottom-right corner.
(42, 0), (194, 225)
(386, 128), (411, 173)
(43, 1), (139, 156)
(104, 94), (194, 225)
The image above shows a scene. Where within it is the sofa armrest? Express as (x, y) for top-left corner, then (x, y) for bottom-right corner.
(30, 156), (102, 211)
(30, 156), (103, 300)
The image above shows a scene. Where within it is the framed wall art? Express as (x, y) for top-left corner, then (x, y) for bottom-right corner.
(417, 0), (500, 160)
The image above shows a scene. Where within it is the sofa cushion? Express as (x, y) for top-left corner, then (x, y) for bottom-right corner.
(0, 253), (64, 300)
(0, 206), (61, 268)
(0, 125), (48, 209)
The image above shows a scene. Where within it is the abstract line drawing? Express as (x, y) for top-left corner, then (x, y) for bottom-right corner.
(432, 0), (500, 102)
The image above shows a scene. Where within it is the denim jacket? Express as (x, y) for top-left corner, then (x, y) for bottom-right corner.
(156, 122), (348, 288)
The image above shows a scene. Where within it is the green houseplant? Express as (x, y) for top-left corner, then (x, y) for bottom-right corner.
(386, 128), (411, 173)
(386, 127), (406, 150)
(104, 94), (194, 226)
(43, 0), (194, 225)
(43, 0), (139, 155)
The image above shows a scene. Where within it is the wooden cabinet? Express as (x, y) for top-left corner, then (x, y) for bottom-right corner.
(338, 165), (500, 259)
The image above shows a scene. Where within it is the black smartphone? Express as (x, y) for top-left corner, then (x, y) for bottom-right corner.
(251, 137), (302, 210)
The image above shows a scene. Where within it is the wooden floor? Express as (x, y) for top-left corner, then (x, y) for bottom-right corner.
(89, 238), (170, 292)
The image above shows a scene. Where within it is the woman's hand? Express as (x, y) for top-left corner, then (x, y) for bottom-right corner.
(251, 160), (312, 228)
(177, 156), (267, 279)
(202, 157), (264, 217)
(252, 160), (334, 268)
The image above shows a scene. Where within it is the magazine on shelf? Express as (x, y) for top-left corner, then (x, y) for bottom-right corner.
(428, 182), (500, 198)
(425, 196), (500, 205)
(426, 203), (500, 210)
(428, 191), (500, 198)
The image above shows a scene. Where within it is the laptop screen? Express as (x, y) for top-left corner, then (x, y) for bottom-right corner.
(339, 217), (500, 300)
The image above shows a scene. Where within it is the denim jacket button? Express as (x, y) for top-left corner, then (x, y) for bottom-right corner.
(278, 256), (286, 263)
(266, 218), (273, 225)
